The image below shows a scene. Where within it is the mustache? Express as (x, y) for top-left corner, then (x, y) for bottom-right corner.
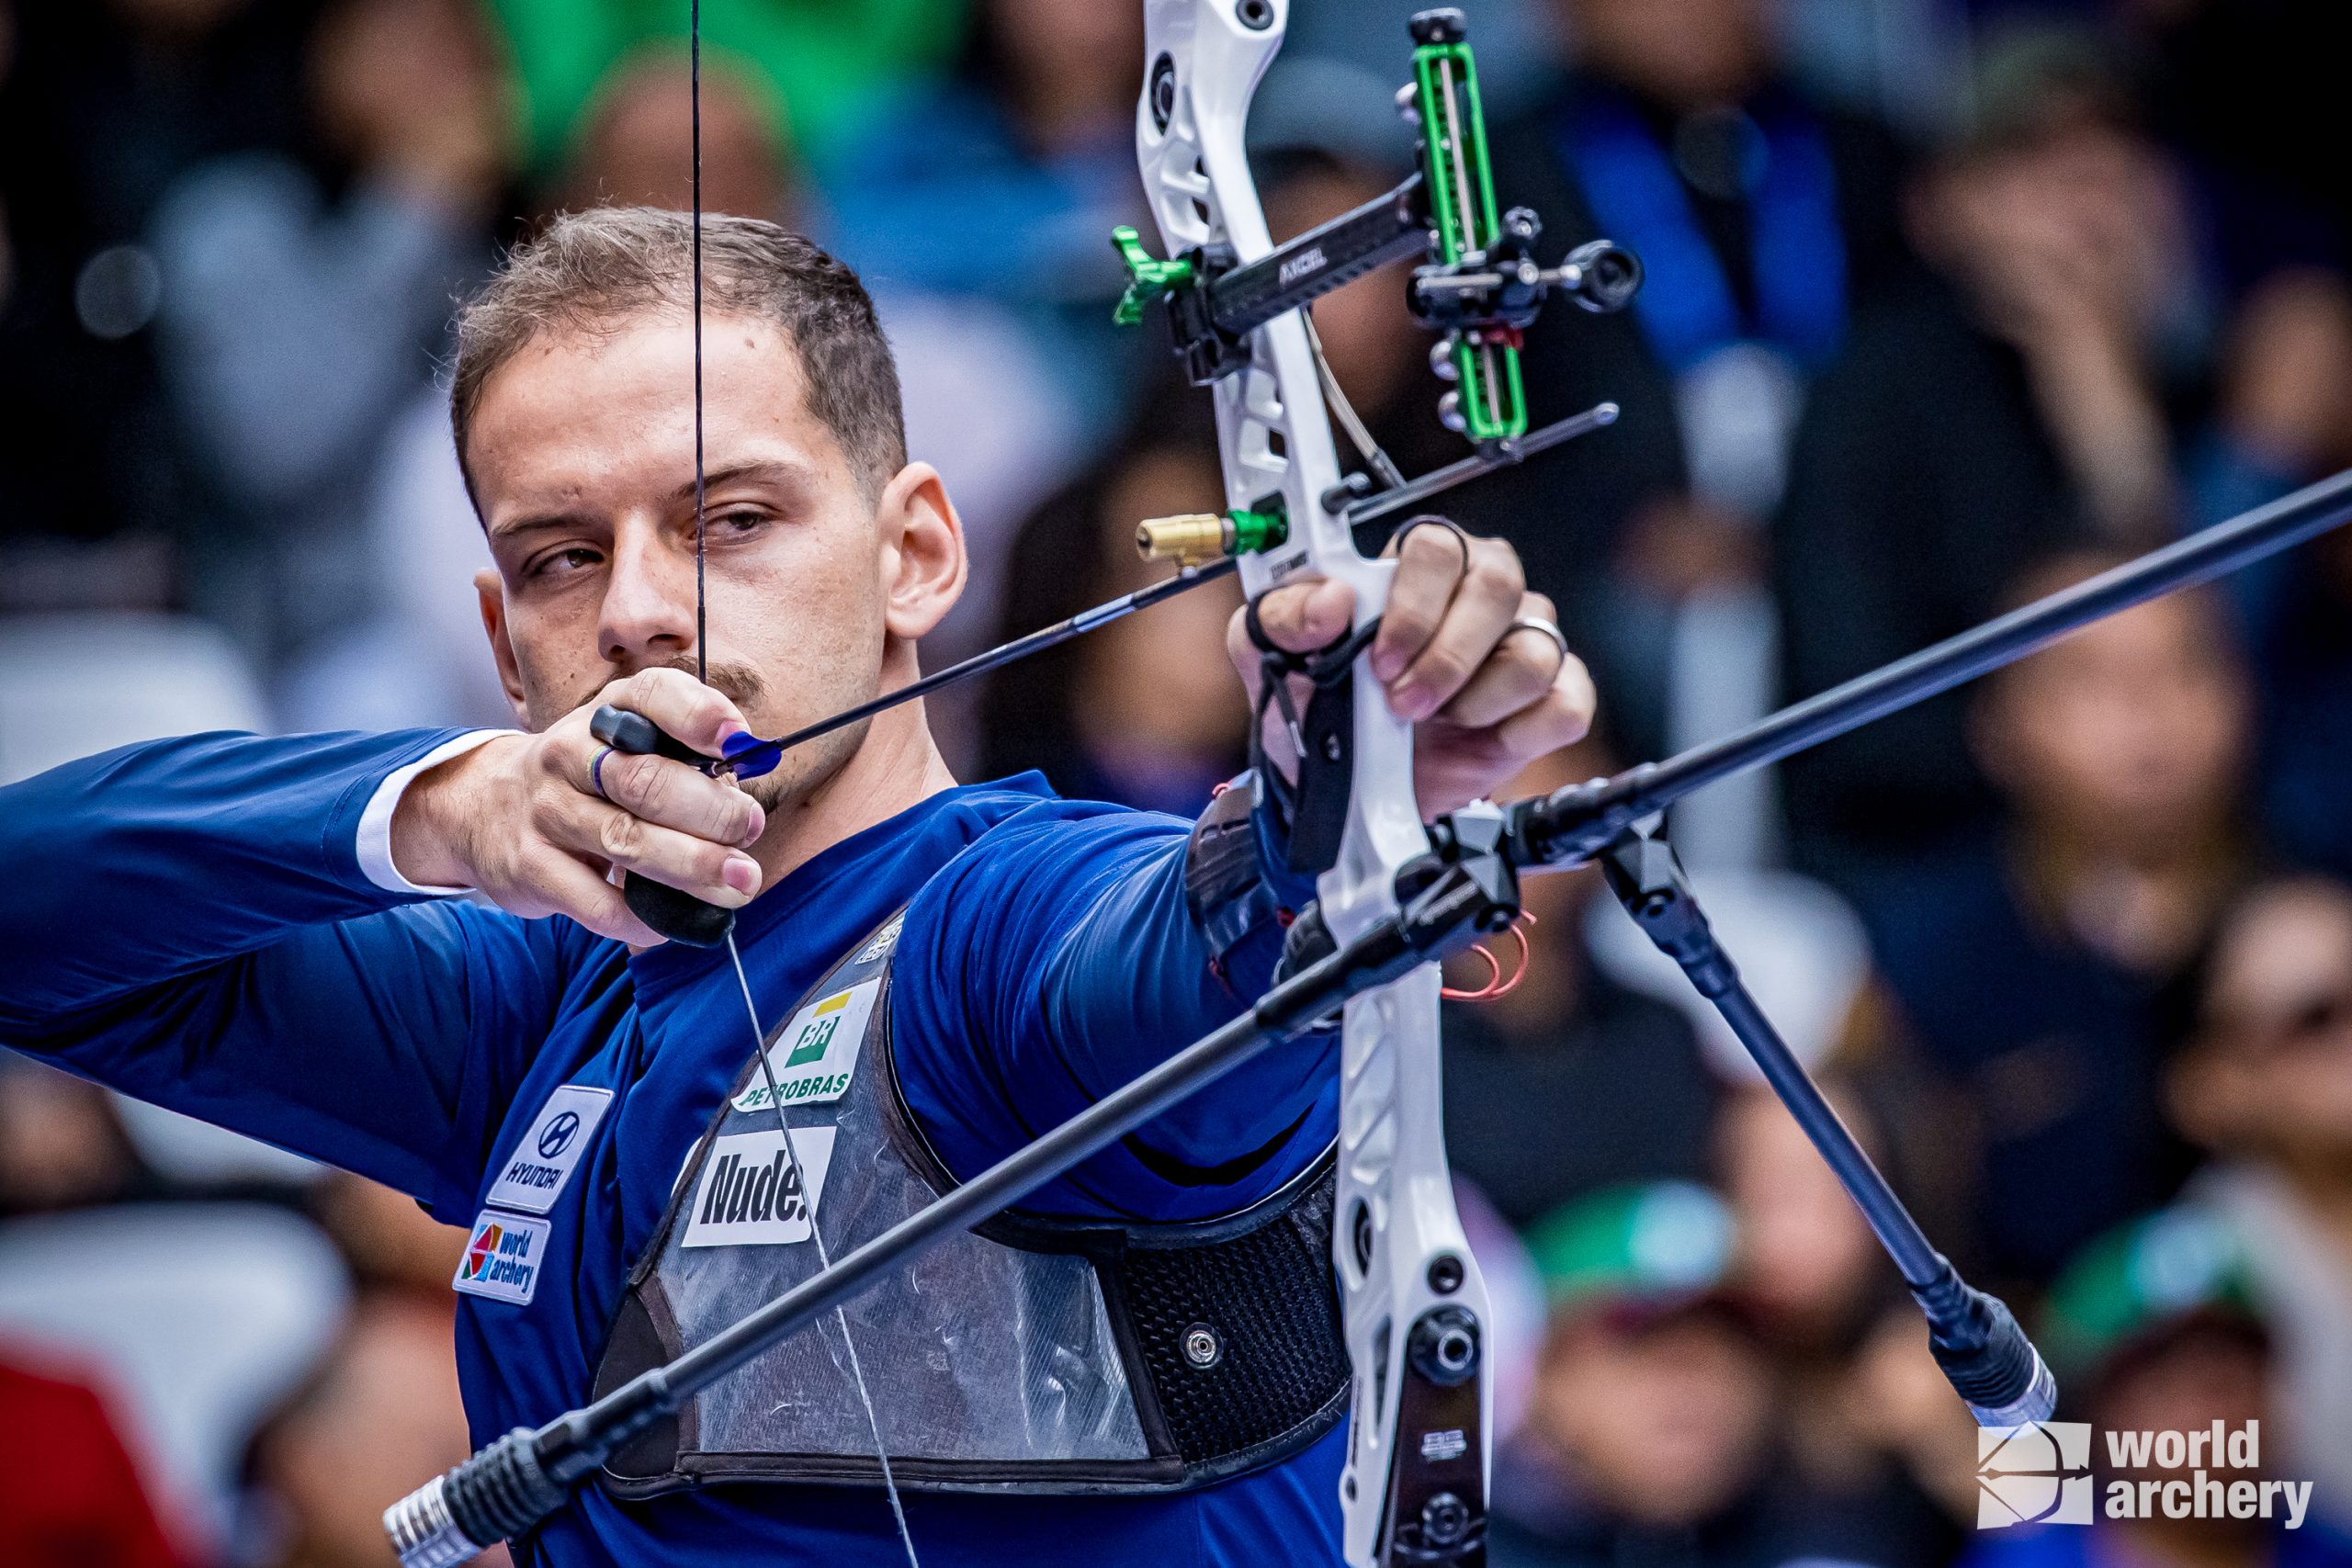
(583, 656), (770, 717)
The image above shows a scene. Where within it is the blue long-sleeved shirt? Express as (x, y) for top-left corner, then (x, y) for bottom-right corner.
(0, 729), (1342, 1566)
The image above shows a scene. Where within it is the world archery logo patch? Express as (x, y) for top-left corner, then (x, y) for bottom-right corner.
(486, 1084), (613, 1215)
(452, 1211), (551, 1304)
(731, 979), (879, 1114)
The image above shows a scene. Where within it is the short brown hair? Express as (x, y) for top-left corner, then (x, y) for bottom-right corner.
(450, 208), (906, 502)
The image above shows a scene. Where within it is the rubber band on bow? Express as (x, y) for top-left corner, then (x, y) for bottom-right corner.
(1441, 911), (1535, 1002)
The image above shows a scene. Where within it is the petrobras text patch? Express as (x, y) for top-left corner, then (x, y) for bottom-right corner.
(486, 1083), (613, 1214)
(452, 1211), (552, 1304)
(730, 979), (878, 1113)
(682, 1127), (838, 1247)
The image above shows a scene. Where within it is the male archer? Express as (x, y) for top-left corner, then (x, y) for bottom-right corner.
(0, 209), (1593, 1567)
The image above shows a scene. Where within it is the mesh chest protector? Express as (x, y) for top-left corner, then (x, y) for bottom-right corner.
(591, 908), (1350, 1496)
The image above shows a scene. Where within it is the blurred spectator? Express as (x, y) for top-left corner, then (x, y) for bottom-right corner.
(818, 0), (1147, 432)
(2194, 271), (2352, 531)
(487, 0), (958, 174)
(1442, 743), (1720, 1227)
(2001, 1206), (2352, 1567)
(0, 0), (313, 596)
(0, 1349), (187, 1568)
(0, 1055), (145, 1217)
(2169, 876), (2352, 1525)
(2195, 282), (2352, 884)
(1442, 0), (1909, 778)
(147, 0), (511, 683)
(1839, 1306), (1984, 1559)
(1774, 28), (2211, 880)
(820, 0), (1134, 293)
(239, 1292), (505, 1568)
(310, 1171), (469, 1293)
(978, 391), (1244, 811)
(2250, 536), (2352, 883)
(555, 44), (785, 219)
(1714, 1081), (1974, 1568)
(1718, 1083), (1885, 1356)
(1495, 1179), (1901, 1568)
(1865, 552), (2254, 1284)
(0, 1203), (350, 1551)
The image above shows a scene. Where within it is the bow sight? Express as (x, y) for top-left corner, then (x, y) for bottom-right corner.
(1114, 6), (1639, 496)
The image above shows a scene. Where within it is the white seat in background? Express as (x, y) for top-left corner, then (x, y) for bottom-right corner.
(0, 1203), (349, 1550)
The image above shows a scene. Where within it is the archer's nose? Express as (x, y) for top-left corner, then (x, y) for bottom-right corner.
(599, 513), (702, 669)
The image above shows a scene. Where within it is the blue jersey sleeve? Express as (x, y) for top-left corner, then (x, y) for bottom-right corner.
(891, 799), (1337, 1224)
(0, 731), (579, 1219)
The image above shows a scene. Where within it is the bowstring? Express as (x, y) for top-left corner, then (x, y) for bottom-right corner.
(691, 0), (707, 688)
(728, 944), (922, 1563)
(689, 6), (917, 1562)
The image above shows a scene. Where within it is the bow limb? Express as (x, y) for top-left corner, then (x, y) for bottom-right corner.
(1136, 5), (1492, 1562)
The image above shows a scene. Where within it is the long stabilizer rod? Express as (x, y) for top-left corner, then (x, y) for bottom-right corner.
(1513, 464), (2352, 866)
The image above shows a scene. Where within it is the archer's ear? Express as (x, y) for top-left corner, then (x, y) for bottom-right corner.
(477, 569), (533, 725)
(875, 462), (967, 643)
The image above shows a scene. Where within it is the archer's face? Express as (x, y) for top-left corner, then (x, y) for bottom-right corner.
(464, 309), (900, 808)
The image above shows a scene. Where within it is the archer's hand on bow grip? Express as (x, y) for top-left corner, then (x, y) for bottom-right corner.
(589, 705), (739, 948)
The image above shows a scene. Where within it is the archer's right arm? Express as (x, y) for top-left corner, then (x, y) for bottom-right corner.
(0, 728), (572, 1214)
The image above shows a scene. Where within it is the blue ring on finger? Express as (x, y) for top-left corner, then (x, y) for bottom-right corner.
(592, 745), (616, 802)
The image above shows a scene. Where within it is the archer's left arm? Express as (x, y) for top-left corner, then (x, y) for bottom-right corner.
(893, 795), (1328, 1224)
(898, 525), (1596, 1223)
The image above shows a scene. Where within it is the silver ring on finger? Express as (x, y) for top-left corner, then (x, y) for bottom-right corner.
(1507, 615), (1570, 674)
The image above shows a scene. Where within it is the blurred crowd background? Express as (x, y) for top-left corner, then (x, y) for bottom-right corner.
(5, 0), (2352, 1564)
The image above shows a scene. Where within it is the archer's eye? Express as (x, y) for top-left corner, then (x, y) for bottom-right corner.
(534, 546), (605, 580)
(705, 506), (768, 537)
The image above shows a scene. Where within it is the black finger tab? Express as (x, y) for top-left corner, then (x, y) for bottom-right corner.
(586, 705), (738, 948)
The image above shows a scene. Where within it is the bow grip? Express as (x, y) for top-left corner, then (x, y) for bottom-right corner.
(588, 705), (738, 948)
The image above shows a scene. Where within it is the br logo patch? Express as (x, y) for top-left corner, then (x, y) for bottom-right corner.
(731, 980), (879, 1114)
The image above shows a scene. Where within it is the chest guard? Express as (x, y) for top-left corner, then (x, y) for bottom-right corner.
(592, 909), (1350, 1496)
